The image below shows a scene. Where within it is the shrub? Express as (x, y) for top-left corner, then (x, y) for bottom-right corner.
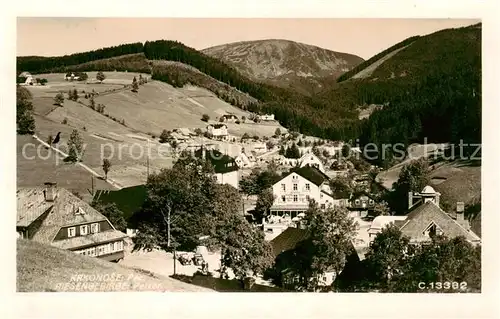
(201, 114), (210, 122)
(62, 118), (68, 125)
(235, 120), (241, 124)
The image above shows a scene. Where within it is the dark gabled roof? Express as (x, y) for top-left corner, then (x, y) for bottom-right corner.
(194, 148), (238, 174)
(284, 165), (330, 186)
(270, 227), (310, 257)
(94, 185), (147, 221)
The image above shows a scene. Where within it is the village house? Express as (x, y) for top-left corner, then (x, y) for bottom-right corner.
(195, 148), (240, 189)
(18, 71), (34, 85)
(206, 124), (229, 141)
(298, 152), (325, 173)
(17, 183), (128, 262)
(235, 152), (253, 168)
(257, 114), (275, 121)
(348, 193), (376, 218)
(220, 114), (239, 123)
(251, 142), (268, 153)
(367, 186), (481, 245)
(64, 72), (80, 81)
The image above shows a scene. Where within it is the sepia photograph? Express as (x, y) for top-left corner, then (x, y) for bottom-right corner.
(13, 16), (485, 296)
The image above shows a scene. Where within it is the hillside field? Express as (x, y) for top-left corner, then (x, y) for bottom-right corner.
(20, 72), (285, 189)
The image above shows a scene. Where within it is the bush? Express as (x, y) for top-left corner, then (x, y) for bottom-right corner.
(62, 118), (68, 125)
(235, 120), (241, 124)
(201, 114), (210, 122)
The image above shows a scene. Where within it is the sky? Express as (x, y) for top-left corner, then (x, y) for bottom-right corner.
(17, 18), (479, 60)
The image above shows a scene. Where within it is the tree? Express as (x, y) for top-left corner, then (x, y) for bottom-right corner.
(54, 92), (64, 106)
(102, 159), (112, 179)
(268, 203), (358, 291)
(16, 85), (35, 135)
(96, 71), (106, 83)
(159, 129), (169, 143)
(201, 114), (210, 122)
(274, 128), (282, 137)
(194, 128), (203, 136)
(389, 158), (430, 214)
(65, 129), (84, 162)
(242, 116), (246, 122)
(372, 201), (391, 217)
(89, 96), (96, 110)
(139, 74), (144, 85)
(341, 144), (351, 159)
(71, 89), (79, 101)
(93, 202), (127, 232)
(279, 145), (286, 156)
(132, 76), (139, 92)
(285, 143), (300, 159)
(132, 155), (219, 252)
(266, 140), (275, 150)
(329, 176), (353, 199)
(362, 225), (412, 291)
(254, 188), (275, 222)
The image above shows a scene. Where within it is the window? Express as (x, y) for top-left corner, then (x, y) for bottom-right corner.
(67, 227), (76, 238)
(293, 195), (298, 202)
(306, 195), (310, 201)
(293, 184), (298, 191)
(91, 223), (100, 234)
(355, 199), (360, 205)
(109, 242), (114, 252)
(88, 247), (96, 257)
(281, 184), (286, 191)
(321, 204), (326, 209)
(80, 225), (89, 236)
(282, 196), (286, 202)
(305, 183), (310, 191)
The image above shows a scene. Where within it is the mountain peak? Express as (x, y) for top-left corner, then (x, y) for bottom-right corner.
(202, 39), (364, 94)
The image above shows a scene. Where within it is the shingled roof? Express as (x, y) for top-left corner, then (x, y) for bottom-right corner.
(399, 201), (480, 244)
(94, 185), (147, 221)
(270, 227), (310, 257)
(17, 187), (124, 246)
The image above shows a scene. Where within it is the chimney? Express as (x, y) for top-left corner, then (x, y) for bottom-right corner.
(456, 202), (468, 228)
(408, 192), (413, 209)
(43, 182), (57, 202)
(435, 193), (441, 207)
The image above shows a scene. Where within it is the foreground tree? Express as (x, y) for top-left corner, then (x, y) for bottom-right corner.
(65, 129), (84, 162)
(16, 85), (35, 135)
(371, 200), (391, 217)
(159, 129), (169, 143)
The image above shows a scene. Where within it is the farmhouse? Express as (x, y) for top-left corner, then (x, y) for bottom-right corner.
(206, 124), (229, 141)
(367, 186), (481, 245)
(194, 148), (240, 189)
(17, 183), (128, 262)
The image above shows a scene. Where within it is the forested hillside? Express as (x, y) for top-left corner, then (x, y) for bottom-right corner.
(16, 23), (481, 158)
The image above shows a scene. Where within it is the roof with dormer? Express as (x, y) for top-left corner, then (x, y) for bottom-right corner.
(17, 187), (123, 245)
(399, 201), (480, 243)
